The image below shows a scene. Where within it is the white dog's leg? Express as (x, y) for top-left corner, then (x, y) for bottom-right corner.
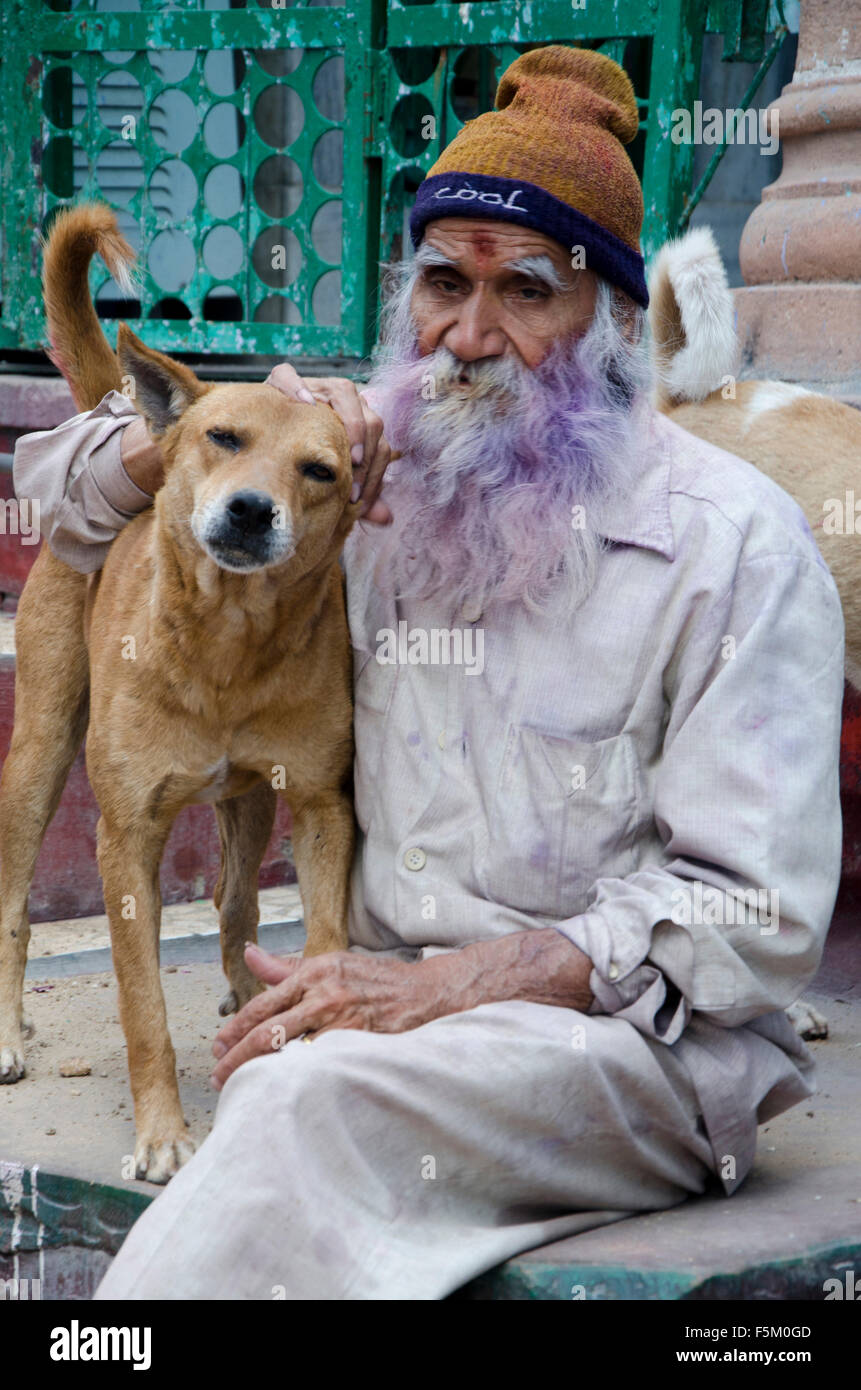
(786, 999), (829, 1040)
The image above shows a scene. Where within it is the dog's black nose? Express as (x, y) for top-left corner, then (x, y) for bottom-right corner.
(225, 490), (275, 536)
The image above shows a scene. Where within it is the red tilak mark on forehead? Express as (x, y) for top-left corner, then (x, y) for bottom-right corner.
(470, 232), (497, 261)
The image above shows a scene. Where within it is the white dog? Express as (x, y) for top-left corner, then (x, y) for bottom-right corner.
(649, 225), (861, 692)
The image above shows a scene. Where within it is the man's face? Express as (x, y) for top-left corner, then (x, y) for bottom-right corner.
(365, 216), (646, 618)
(409, 218), (599, 370)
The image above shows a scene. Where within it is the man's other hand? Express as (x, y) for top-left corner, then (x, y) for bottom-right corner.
(264, 364), (395, 524)
(209, 930), (594, 1090)
(120, 414), (166, 496)
(210, 943), (451, 1089)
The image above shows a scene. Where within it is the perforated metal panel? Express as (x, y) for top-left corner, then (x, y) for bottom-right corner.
(1, 0), (380, 359)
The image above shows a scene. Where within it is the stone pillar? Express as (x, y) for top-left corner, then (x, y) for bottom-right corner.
(735, 0), (861, 402)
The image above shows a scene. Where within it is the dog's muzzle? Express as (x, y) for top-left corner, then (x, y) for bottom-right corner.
(194, 490), (294, 571)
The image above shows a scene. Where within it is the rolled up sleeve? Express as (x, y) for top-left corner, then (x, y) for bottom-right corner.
(552, 551), (845, 1043)
(12, 390), (150, 573)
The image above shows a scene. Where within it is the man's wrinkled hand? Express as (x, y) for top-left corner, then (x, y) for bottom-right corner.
(209, 943), (449, 1090)
(264, 363), (396, 525)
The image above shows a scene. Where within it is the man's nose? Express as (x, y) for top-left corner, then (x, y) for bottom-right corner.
(442, 289), (506, 362)
(225, 490), (276, 535)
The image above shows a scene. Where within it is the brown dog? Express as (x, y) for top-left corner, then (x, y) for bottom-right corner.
(0, 203), (361, 1181)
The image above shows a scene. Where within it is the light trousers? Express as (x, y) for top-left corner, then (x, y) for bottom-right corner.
(94, 999), (716, 1300)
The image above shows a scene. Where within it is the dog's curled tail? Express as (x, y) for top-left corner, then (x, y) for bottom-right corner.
(41, 201), (139, 412)
(648, 226), (739, 412)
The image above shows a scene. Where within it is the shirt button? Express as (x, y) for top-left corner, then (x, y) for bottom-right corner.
(437, 730), (446, 749)
(608, 962), (620, 981)
(403, 847), (427, 871)
(460, 599), (482, 623)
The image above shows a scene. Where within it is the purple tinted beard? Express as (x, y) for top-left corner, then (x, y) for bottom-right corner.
(368, 334), (629, 611)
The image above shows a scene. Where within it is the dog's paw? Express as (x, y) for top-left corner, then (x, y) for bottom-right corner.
(134, 1133), (196, 1185)
(786, 999), (829, 1041)
(218, 988), (238, 1018)
(218, 978), (264, 1016)
(0, 1040), (26, 1083)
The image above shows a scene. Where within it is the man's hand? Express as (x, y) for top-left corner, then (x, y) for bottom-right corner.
(210, 930), (594, 1090)
(120, 415), (165, 496)
(264, 364), (395, 525)
(210, 943), (456, 1089)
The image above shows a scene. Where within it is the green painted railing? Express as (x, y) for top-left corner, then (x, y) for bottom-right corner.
(0, 0), (779, 366)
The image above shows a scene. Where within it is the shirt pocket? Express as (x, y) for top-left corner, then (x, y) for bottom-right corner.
(475, 724), (640, 919)
(352, 647), (398, 836)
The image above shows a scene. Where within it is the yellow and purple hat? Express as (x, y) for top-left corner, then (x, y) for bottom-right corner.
(409, 45), (648, 308)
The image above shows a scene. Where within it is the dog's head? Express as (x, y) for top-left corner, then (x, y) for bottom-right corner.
(116, 323), (360, 575)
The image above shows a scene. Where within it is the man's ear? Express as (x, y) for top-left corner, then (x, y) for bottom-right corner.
(116, 321), (209, 437)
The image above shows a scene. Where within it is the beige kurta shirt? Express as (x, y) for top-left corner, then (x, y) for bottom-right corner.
(13, 389), (845, 1194)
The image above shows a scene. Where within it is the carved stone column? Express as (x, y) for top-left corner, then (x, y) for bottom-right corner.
(735, 0), (861, 402)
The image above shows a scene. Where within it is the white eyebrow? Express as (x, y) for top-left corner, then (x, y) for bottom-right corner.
(414, 243), (457, 270)
(504, 255), (570, 293)
(414, 243), (570, 292)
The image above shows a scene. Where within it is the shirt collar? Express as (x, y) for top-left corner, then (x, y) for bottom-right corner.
(595, 406), (675, 561)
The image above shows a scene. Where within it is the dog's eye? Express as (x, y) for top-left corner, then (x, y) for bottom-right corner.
(207, 429), (242, 452)
(301, 462), (336, 483)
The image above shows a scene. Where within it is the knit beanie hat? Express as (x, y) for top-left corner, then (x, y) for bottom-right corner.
(409, 45), (648, 307)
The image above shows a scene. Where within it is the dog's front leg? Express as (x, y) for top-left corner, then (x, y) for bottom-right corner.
(214, 781), (277, 1016)
(289, 789), (354, 957)
(97, 818), (195, 1184)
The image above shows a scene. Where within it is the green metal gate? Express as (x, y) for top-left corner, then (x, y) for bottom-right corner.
(0, 0), (782, 369)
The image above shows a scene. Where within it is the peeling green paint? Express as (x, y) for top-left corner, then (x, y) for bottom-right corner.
(459, 1241), (861, 1300)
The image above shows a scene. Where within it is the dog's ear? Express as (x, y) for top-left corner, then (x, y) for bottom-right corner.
(115, 322), (208, 437)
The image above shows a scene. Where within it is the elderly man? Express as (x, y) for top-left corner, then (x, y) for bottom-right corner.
(13, 46), (844, 1300)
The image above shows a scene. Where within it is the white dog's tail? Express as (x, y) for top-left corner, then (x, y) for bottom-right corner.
(648, 226), (739, 411)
